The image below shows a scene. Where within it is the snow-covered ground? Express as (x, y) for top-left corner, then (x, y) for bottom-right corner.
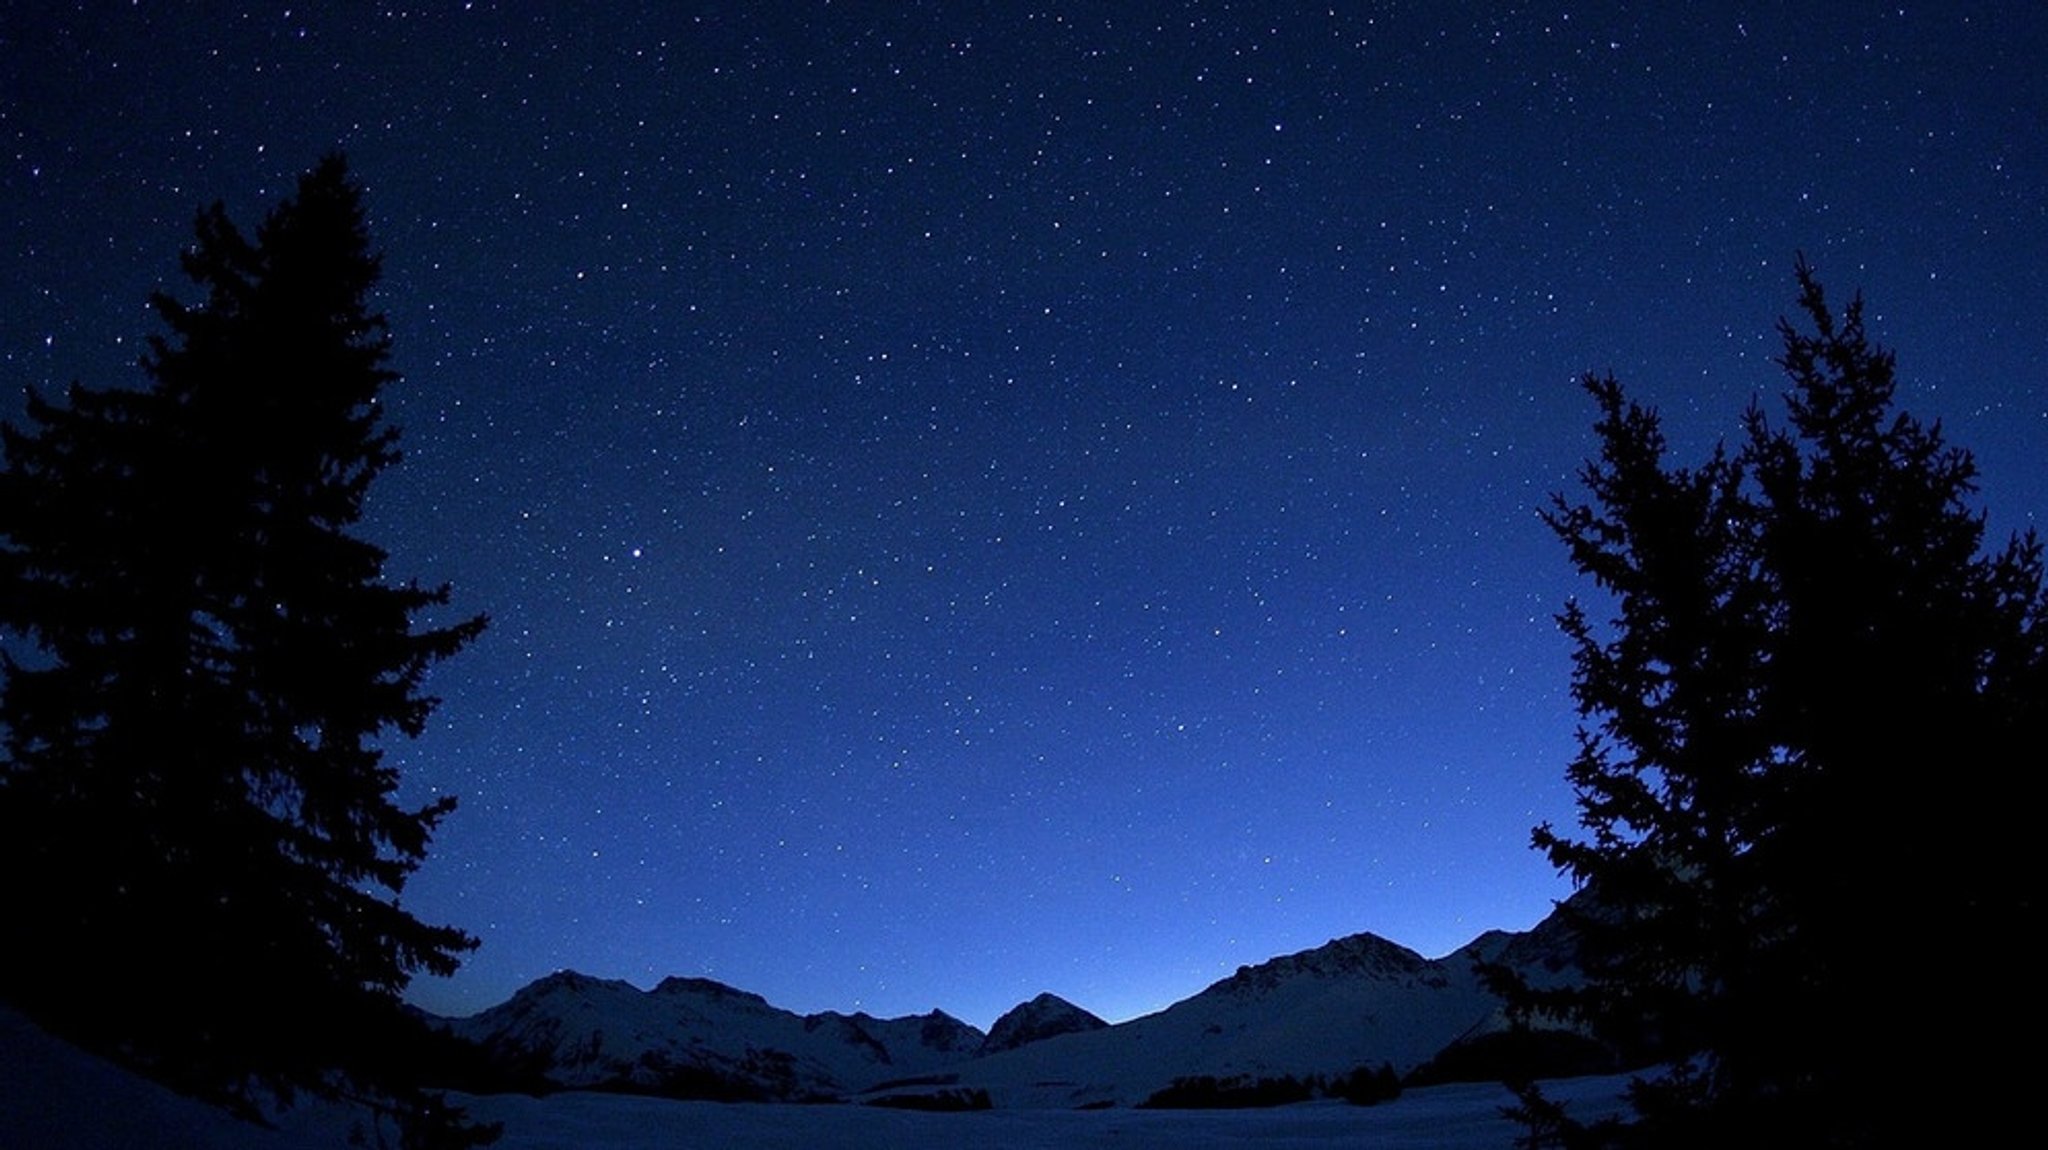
(2, 1005), (1632, 1149)
(459, 1077), (1631, 1150)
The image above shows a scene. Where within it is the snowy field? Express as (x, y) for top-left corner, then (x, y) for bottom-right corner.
(3, 1006), (1632, 1148)
(454, 1077), (1631, 1150)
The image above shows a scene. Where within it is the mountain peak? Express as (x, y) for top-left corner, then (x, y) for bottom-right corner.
(651, 975), (771, 1007)
(522, 969), (638, 998)
(981, 991), (1108, 1054)
(1209, 931), (1431, 997)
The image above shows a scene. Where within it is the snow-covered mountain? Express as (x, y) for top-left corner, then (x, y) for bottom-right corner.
(450, 972), (984, 1101)
(449, 907), (1583, 1108)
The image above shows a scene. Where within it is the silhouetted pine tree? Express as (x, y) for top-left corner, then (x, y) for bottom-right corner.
(0, 155), (492, 1145)
(1491, 260), (2046, 1147)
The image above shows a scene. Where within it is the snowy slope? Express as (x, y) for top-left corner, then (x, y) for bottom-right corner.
(943, 930), (1518, 1107)
(0, 1005), (384, 1150)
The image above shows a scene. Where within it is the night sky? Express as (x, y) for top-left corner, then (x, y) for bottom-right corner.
(5, 4), (2044, 1030)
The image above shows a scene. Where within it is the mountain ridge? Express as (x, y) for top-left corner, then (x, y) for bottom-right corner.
(443, 908), (1586, 1107)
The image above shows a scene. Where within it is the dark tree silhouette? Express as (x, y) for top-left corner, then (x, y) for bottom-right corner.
(1492, 260), (2046, 1147)
(0, 155), (492, 1145)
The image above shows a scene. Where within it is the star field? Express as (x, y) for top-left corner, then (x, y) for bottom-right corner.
(5, 4), (2045, 1029)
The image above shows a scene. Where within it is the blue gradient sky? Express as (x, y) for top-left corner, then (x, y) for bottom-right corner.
(5, 3), (2044, 1029)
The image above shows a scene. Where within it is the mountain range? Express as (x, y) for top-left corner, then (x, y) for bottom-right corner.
(441, 902), (1588, 1109)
